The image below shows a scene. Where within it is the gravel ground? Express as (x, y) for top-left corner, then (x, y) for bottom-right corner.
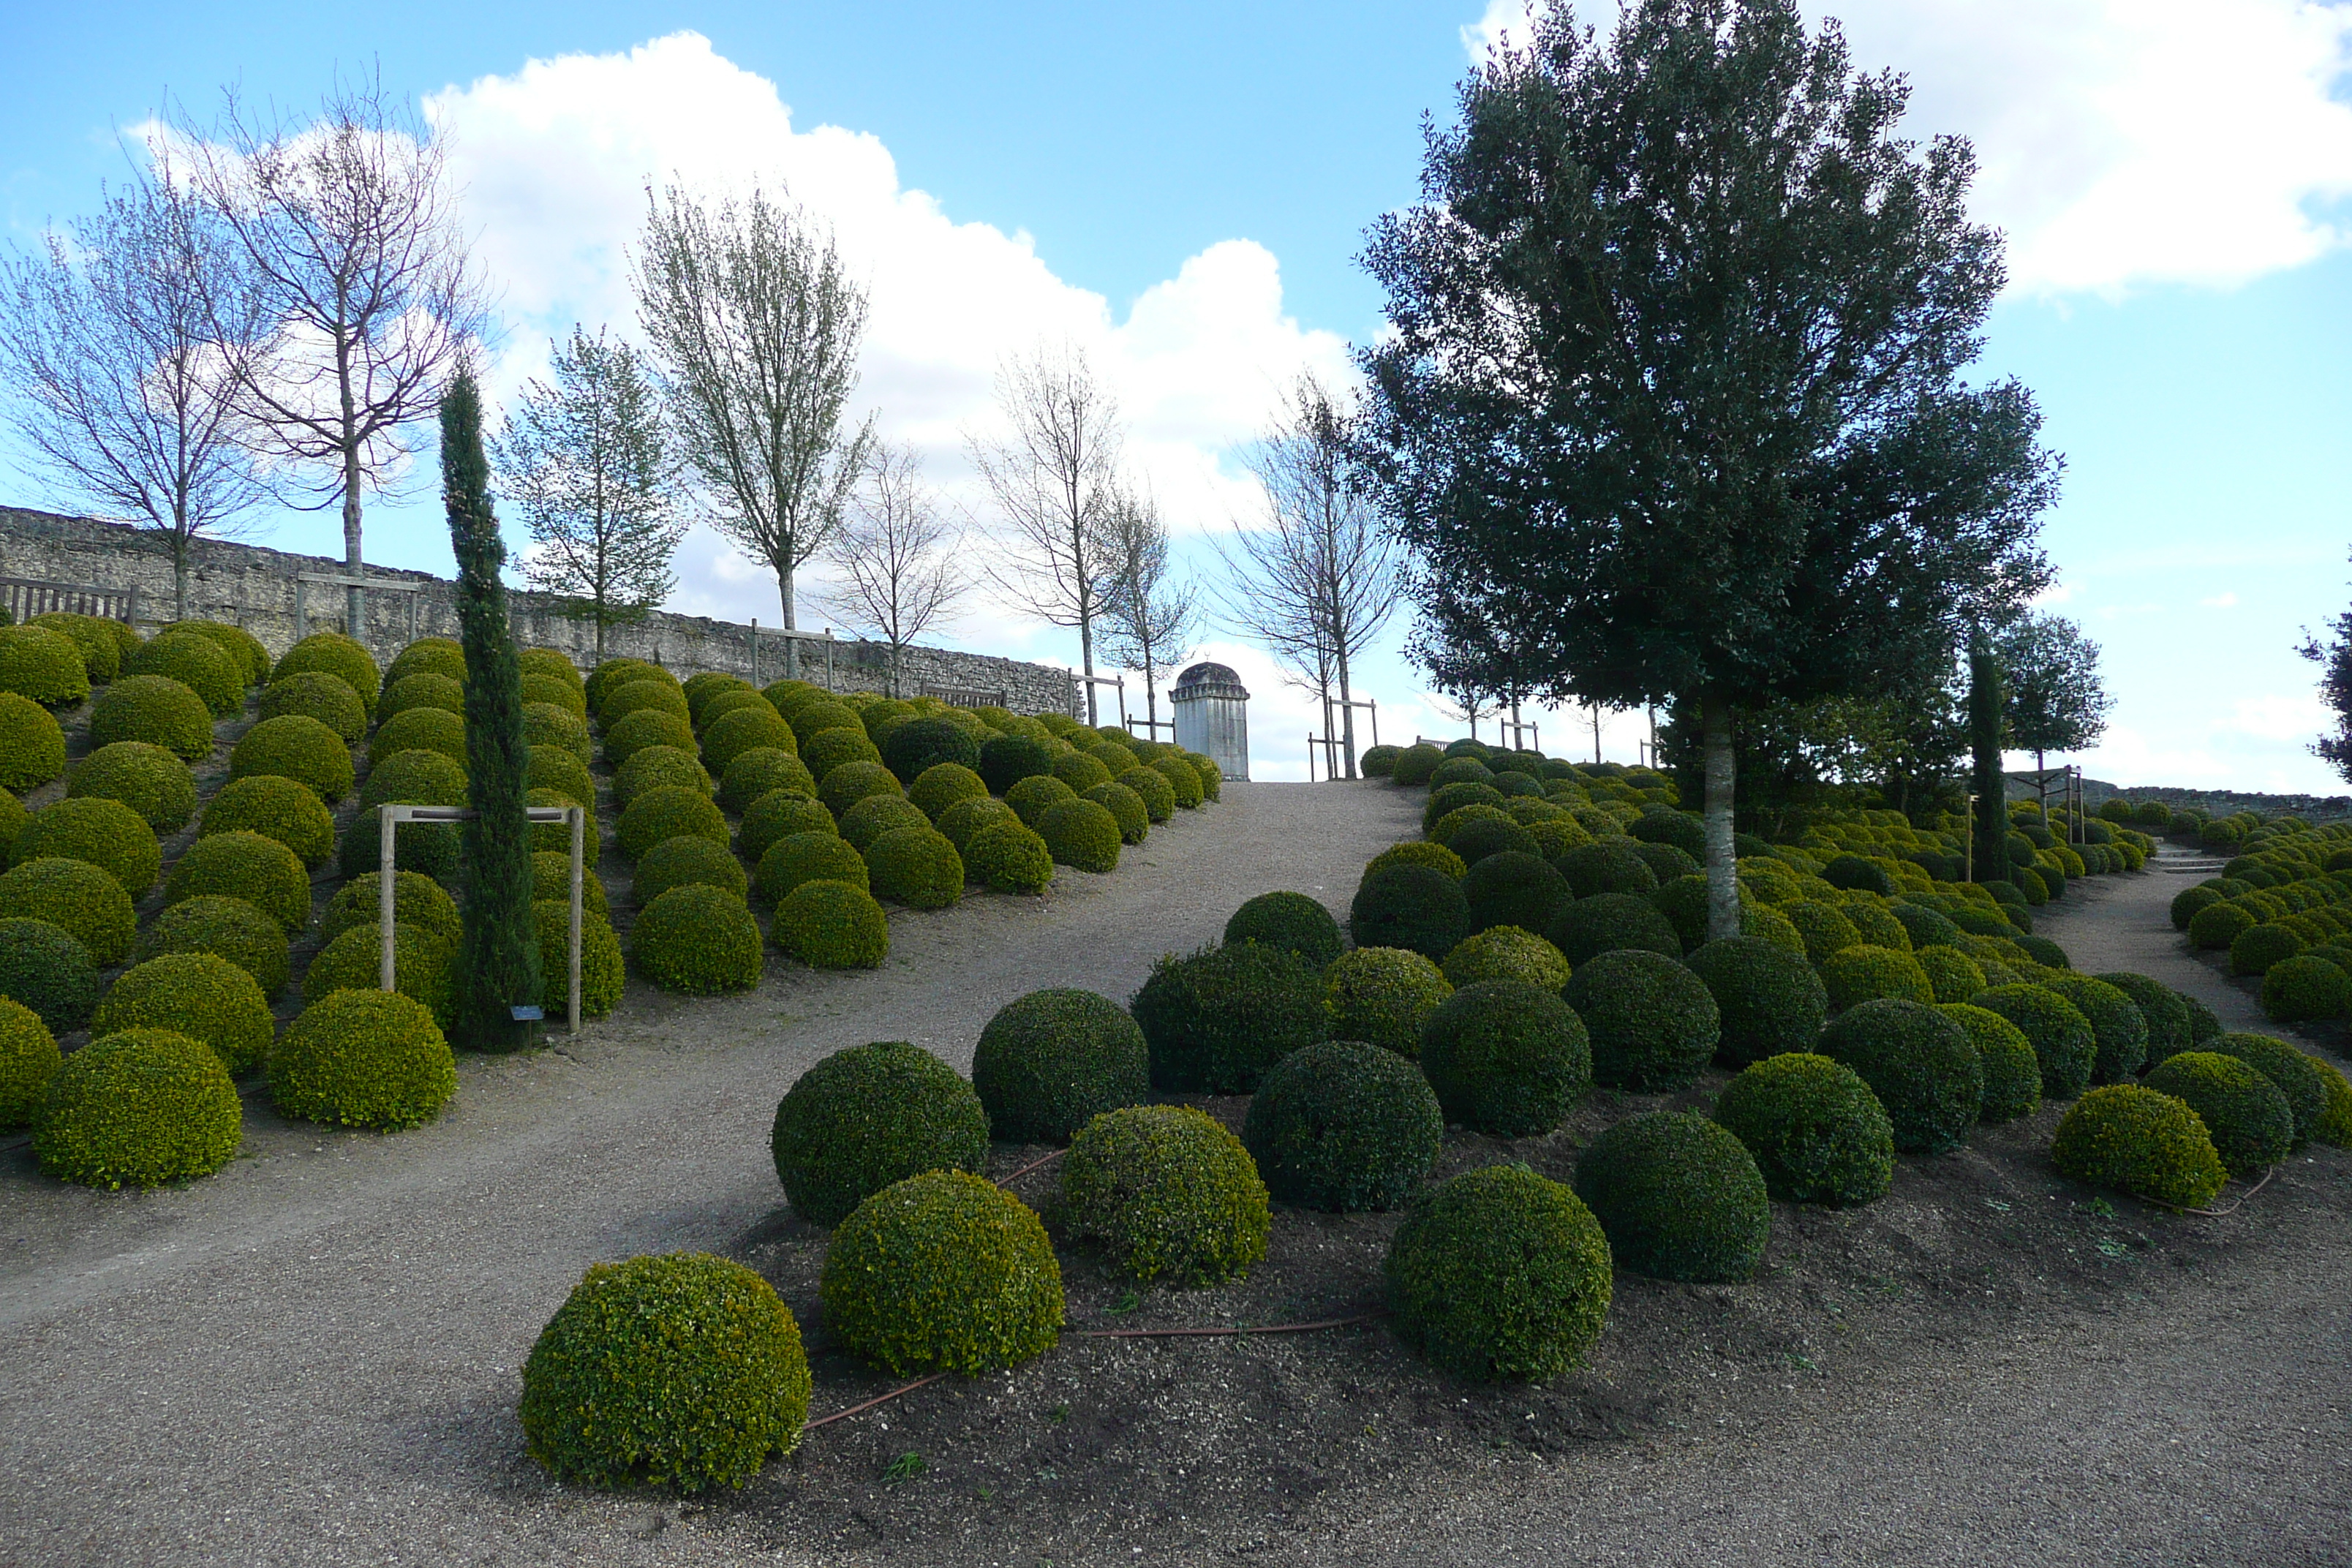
(2, 803), (2344, 1568)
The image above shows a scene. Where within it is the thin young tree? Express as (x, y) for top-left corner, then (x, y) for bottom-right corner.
(176, 72), (486, 636)
(2302, 559), (2352, 784)
(1354, 0), (2058, 941)
(634, 181), (873, 679)
(1097, 484), (1199, 741)
(1994, 611), (2112, 815)
(809, 443), (967, 698)
(491, 325), (684, 660)
(969, 342), (1124, 725)
(0, 161), (272, 617)
(1223, 373), (1400, 777)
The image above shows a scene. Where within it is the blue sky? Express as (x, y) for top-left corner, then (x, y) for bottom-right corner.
(4, 1), (2350, 790)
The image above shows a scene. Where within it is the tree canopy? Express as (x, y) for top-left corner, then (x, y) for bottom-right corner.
(1994, 611), (2111, 767)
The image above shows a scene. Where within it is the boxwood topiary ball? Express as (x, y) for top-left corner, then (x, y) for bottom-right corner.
(93, 952), (275, 1077)
(774, 878), (890, 969)
(1417, 979), (1592, 1135)
(1889, 900), (1964, 951)
(88, 676), (208, 763)
(1117, 765), (1177, 823)
(717, 754), (813, 822)
(1243, 1040), (1442, 1211)
(200, 774), (337, 867)
(0, 625), (91, 708)
(531, 901), (625, 1019)
(137, 894), (290, 1000)
(2260, 954), (2347, 1025)
(1131, 942), (1330, 1093)
(799, 726), (880, 788)
(12, 796), (162, 895)
(1713, 1053), (1895, 1207)
(68, 742), (197, 832)
(633, 884), (764, 994)
(1152, 753), (1207, 809)
(585, 657), (672, 712)
(1003, 773), (1075, 827)
(1817, 998), (1982, 1154)
(270, 988), (456, 1130)
(1973, 984), (2097, 1101)
(867, 825), (964, 909)
(127, 630), (239, 715)
(1350, 862), (1470, 960)
(2142, 1051), (2292, 1177)
(1385, 1164), (1612, 1381)
(1429, 756), (1495, 790)
(1324, 947), (1453, 1058)
(816, 759), (902, 821)
(1082, 781), (1150, 845)
(0, 917), (99, 1028)
(231, 715), (355, 802)
(965, 822), (1055, 894)
(696, 704), (794, 781)
(2186, 900), (2254, 951)
(378, 671), (466, 725)
(2051, 1085), (2227, 1208)
(0, 691), (67, 790)
(1440, 926), (1571, 992)
(1575, 1110), (1770, 1282)
(633, 834), (749, 906)
(614, 745), (712, 810)
(1055, 1104), (1269, 1285)
(1038, 798), (1120, 873)
(908, 761), (988, 823)
(372, 705), (467, 771)
(1389, 744), (1444, 786)
(385, 637), (467, 688)
(603, 708), (696, 769)
(1365, 841), (1469, 883)
(839, 792), (929, 854)
(930, 794), (1014, 853)
(601, 676), (691, 729)
(322, 872), (463, 950)
(691, 685), (767, 734)
(1545, 891), (1684, 965)
(272, 633), (380, 712)
(522, 1251), (811, 1493)
(978, 732), (1053, 795)
(737, 790), (834, 867)
(823, 1170), (1063, 1374)
(880, 715), (979, 783)
(1463, 851), (1569, 935)
(1823, 853), (1896, 896)
(0, 992), (59, 1128)
(972, 989), (1149, 1145)
(772, 1039), (990, 1226)
(1685, 935), (1828, 1066)
(1915, 945), (1987, 1004)
(1562, 948), (1719, 1090)
(34, 1027), (243, 1188)
(0, 858), (136, 964)
(1224, 890), (1344, 969)
(1447, 814), (1540, 867)
(1556, 841), (1659, 899)
(1819, 944), (1936, 1011)
(2228, 921), (2302, 978)
(2093, 971), (2190, 1062)
(617, 785), (729, 862)
(1937, 1003), (2043, 1123)
(2038, 974), (2150, 1084)
(304, 921), (455, 1025)
(27, 611), (121, 683)
(2200, 1032), (2327, 1145)
(755, 832), (867, 905)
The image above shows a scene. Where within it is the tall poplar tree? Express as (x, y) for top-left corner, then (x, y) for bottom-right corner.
(442, 367), (540, 1050)
(1967, 638), (2010, 886)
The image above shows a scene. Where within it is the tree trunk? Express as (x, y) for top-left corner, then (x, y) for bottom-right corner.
(1337, 646), (1358, 780)
(342, 446), (365, 641)
(779, 565), (799, 682)
(172, 543), (189, 622)
(1079, 610), (1098, 727)
(1701, 692), (1740, 943)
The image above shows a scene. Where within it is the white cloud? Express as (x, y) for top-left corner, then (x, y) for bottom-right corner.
(2200, 591), (2242, 608)
(1462, 0), (2352, 295)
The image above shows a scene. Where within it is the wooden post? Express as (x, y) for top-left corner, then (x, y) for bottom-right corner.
(568, 805), (584, 1034)
(293, 578), (305, 641)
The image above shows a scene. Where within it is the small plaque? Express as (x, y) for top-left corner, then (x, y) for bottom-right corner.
(510, 1005), (544, 1022)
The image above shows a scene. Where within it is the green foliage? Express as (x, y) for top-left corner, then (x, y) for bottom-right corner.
(1038, 798), (1121, 873)
(773, 878), (891, 970)
(69, 741), (197, 831)
(531, 900), (624, 1019)
(1055, 1104), (1270, 1285)
(32, 1028), (241, 1188)
(521, 672), (585, 715)
(1818, 998), (1982, 1154)
(2198, 1033), (2327, 1146)
(0, 857), (135, 962)
(1971, 984), (2096, 1100)
(616, 784), (728, 860)
(964, 822), (1055, 894)
(2051, 1085), (2227, 1209)
(2261, 954), (2347, 1023)
(1820, 943), (1935, 1011)
(1463, 851), (1570, 935)
(0, 918), (99, 1028)
(909, 761), (987, 822)
(231, 714), (354, 802)
(2141, 1052), (2292, 1177)
(1574, 1111), (1771, 1282)
(2229, 921), (2304, 979)
(786, 698), (863, 748)
(304, 921), (455, 1026)
(1005, 773), (1076, 826)
(1562, 947), (1720, 1090)
(200, 774), (336, 867)
(2186, 900), (2255, 951)
(2039, 973), (2150, 1083)
(701, 704), (796, 776)
(528, 789), (599, 862)
(973, 989), (1150, 1146)
(1556, 841), (1659, 899)
(601, 676), (692, 728)
(1322, 947), (1453, 1058)
(1441, 925), (1572, 992)
(821, 1171), (1063, 1374)
(1938, 1003), (2042, 1123)
(1685, 935), (1828, 1066)
(0, 995), (59, 1128)
(0, 624), (92, 706)
(739, 790), (837, 865)
(28, 611), (121, 682)
(1430, 756), (1495, 789)
(379, 671), (467, 724)
(1714, 1053), (1894, 1206)
(720, 749), (818, 815)
(603, 707), (696, 767)
(882, 716), (980, 783)
(359, 745), (469, 811)
(1384, 1164), (1611, 1382)
(88, 675), (209, 761)
(1418, 979), (1592, 1135)
(586, 657), (675, 712)
(14, 796), (161, 894)
(1627, 807), (1705, 859)
(93, 952), (274, 1076)
(867, 825), (964, 909)
(1365, 840), (1468, 881)
(1116, 765), (1177, 823)
(633, 834), (749, 906)
(529, 744), (595, 804)
(771, 1040), (990, 1226)
(1131, 941), (1330, 1093)
(2093, 970), (2190, 1061)
(1545, 890), (1683, 965)
(270, 989), (456, 1130)
(979, 731), (1054, 794)
(372, 705), (468, 771)
(819, 759), (905, 820)
(521, 1251), (810, 1492)
(690, 685), (766, 732)
(840, 792), (930, 853)
(1224, 891), (1344, 968)
(1786, 900), (1863, 965)
(1915, 944), (1987, 1004)
(614, 744), (712, 808)
(129, 630), (239, 715)
(755, 832), (867, 905)
(1823, 853), (1896, 896)
(1447, 814), (1541, 867)
(1243, 1041), (1441, 1211)
(139, 894), (290, 999)
(0, 691), (67, 788)
(276, 636), (385, 714)
(631, 884), (764, 993)
(1349, 862), (1471, 960)
(1082, 780), (1150, 845)
(385, 637), (467, 687)
(2169, 884), (2223, 930)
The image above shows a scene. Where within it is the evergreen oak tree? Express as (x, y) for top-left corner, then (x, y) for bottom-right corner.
(1355, 0), (2057, 940)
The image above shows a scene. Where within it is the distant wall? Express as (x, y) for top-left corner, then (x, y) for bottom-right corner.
(0, 508), (1080, 717)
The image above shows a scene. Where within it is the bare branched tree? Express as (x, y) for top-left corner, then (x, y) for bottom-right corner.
(176, 71), (487, 633)
(810, 443), (967, 698)
(0, 155), (271, 617)
(1221, 372), (1400, 777)
(1097, 483), (1199, 740)
(634, 181), (873, 679)
(969, 343), (1123, 725)
(491, 325), (685, 660)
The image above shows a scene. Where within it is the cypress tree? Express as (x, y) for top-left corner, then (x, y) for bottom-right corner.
(442, 367), (542, 1049)
(1967, 637), (2008, 886)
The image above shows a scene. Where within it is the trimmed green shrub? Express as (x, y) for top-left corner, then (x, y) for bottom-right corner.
(1038, 797), (1120, 873)
(601, 676), (691, 728)
(2201, 1033), (2327, 1145)
(0, 858), (135, 962)
(2040, 973), (2151, 1084)
(1152, 753), (1206, 810)
(973, 989), (1150, 1145)
(1916, 944), (1988, 1005)
(1224, 891), (1344, 968)
(1974, 984), (2098, 1101)
(2187, 900), (2255, 951)
(2051, 1085), (2227, 1208)
(531, 900), (625, 1019)
(818, 758), (904, 819)
(1117, 765), (1177, 823)
(1939, 1003), (2042, 1123)
(631, 884), (763, 994)
(773, 878), (890, 970)
(231, 714), (354, 802)
(69, 742), (197, 833)
(2013, 932), (2071, 969)
(613, 744), (712, 808)
(867, 825), (963, 909)
(1441, 925), (1571, 992)
(1055, 1104), (1269, 1285)
(1786, 900), (1864, 966)
(379, 671), (466, 724)
(1545, 890), (1686, 966)
(585, 657), (674, 712)
(0, 995), (59, 1129)
(2261, 954), (2347, 1023)
(2179, 989), (2225, 1047)
(0, 692), (67, 789)
(2095, 971), (2190, 1063)
(270, 988), (456, 1130)
(739, 791), (836, 867)
(1390, 743), (1445, 785)
(1841, 900), (1914, 952)
(881, 715), (980, 783)
(1243, 1040), (1441, 1211)
(2169, 884), (2223, 931)
(129, 630), (239, 715)
(1574, 1111), (1770, 1282)
(2313, 1056), (2352, 1147)
(616, 785), (728, 860)
(1361, 744), (1403, 777)
(839, 791), (930, 853)
(979, 732), (1055, 794)
(1131, 941), (1330, 1093)
(755, 832), (867, 905)
(1817, 998), (1982, 1154)
(93, 952), (274, 1076)
(821, 1170), (1063, 1374)
(909, 761), (988, 822)
(1822, 853), (1896, 896)
(1627, 807), (1705, 859)
(1685, 935), (1829, 1066)
(303, 921), (455, 1026)
(14, 796), (162, 894)
(1429, 756), (1495, 790)
(199, 774), (336, 867)
(528, 744), (595, 806)
(1005, 773), (1076, 827)
(1366, 840), (1469, 881)
(771, 1039), (990, 1226)
(32, 1028), (241, 1188)
(88, 676), (209, 761)
(2142, 1051), (2292, 1177)
(1553, 949), (1714, 1093)
(1419, 979), (1592, 1134)
(0, 918), (99, 1028)
(964, 821), (1054, 894)
(358, 745), (468, 813)
(28, 611), (121, 683)
(371, 705), (467, 771)
(785, 698), (862, 748)
(1890, 900), (1964, 951)
(1385, 1164), (1611, 1382)
(1350, 862), (1471, 960)
(138, 894), (290, 999)
(1714, 1053), (1894, 1206)
(527, 789), (600, 862)
(701, 704), (796, 777)
(1324, 946), (1452, 1058)
(1082, 780), (1150, 845)
(720, 749), (818, 815)
(1556, 841), (1659, 899)
(799, 727), (881, 787)
(602, 707), (696, 767)
(633, 834), (749, 906)
(1820, 944), (1936, 1011)
(1447, 815), (1541, 867)
(521, 1251), (810, 1493)
(1463, 850), (1570, 936)
(691, 685), (769, 735)
(385, 636), (467, 688)
(0, 624), (91, 706)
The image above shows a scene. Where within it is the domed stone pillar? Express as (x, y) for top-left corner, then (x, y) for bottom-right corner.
(1171, 661), (1250, 782)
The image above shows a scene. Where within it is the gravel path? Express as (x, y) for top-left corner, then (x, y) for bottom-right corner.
(3, 804), (2343, 1568)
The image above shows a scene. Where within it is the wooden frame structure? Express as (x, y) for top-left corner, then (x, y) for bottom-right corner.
(378, 803), (586, 1033)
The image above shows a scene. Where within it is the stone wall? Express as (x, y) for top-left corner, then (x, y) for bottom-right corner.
(0, 507), (1080, 716)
